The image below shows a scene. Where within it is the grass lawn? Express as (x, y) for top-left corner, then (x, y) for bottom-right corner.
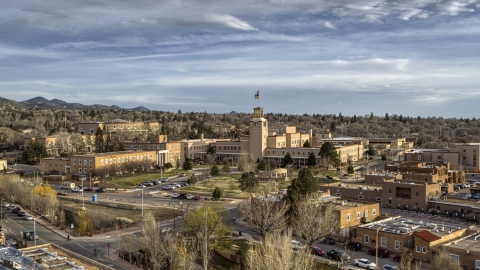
(59, 198), (176, 223)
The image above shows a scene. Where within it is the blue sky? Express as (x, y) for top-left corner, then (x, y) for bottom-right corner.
(1, 0), (480, 117)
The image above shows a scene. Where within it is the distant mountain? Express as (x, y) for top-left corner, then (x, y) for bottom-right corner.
(16, 96), (151, 111)
(229, 111), (239, 114)
(0, 96), (24, 109)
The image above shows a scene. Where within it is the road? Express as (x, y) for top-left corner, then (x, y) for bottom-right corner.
(1, 205), (129, 269)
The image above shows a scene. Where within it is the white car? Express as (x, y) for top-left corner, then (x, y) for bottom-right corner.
(383, 264), (399, 270)
(355, 258), (376, 269)
(24, 215), (33, 221)
(186, 194), (193, 200)
(291, 240), (306, 250)
(136, 184), (146, 189)
(71, 187), (82, 192)
(172, 193), (180, 198)
(161, 227), (172, 233)
(162, 185), (173, 190)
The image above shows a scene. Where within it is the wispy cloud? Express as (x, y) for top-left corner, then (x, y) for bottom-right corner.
(324, 21), (337, 30)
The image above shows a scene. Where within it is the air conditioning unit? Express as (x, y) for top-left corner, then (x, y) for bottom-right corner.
(361, 217), (372, 223)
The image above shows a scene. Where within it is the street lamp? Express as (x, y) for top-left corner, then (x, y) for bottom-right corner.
(33, 214), (49, 246)
(375, 225), (384, 268)
(141, 186), (144, 217)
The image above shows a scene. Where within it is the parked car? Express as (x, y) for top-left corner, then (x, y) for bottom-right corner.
(291, 240), (306, 250)
(1, 202), (11, 208)
(310, 246), (324, 256)
(12, 207), (21, 213)
(179, 173), (186, 177)
(322, 237), (335, 245)
(326, 250), (350, 261)
(17, 211), (26, 217)
(368, 247), (390, 258)
(71, 187), (82, 192)
(347, 241), (363, 251)
(161, 227), (172, 233)
(159, 178), (169, 182)
(383, 264), (399, 270)
(354, 258), (376, 269)
(22, 230), (38, 241)
(181, 182), (189, 187)
(172, 193), (180, 199)
(141, 181), (154, 187)
(186, 194), (193, 200)
(136, 184), (146, 189)
(473, 193), (480, 199)
(193, 195), (201, 200)
(162, 185), (173, 190)
(179, 193), (187, 199)
(84, 187), (95, 191)
(1, 213), (7, 219)
(172, 183), (181, 188)
(393, 254), (414, 263)
(7, 205), (15, 210)
(153, 179), (161, 185)
(96, 187), (107, 193)
(24, 215), (33, 221)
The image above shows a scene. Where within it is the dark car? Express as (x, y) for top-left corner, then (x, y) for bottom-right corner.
(368, 247), (390, 258)
(12, 207), (21, 214)
(84, 187), (95, 191)
(6, 205), (15, 210)
(326, 249), (351, 261)
(322, 237), (335, 245)
(310, 246), (324, 256)
(17, 211), (26, 217)
(153, 179), (161, 185)
(193, 195), (201, 201)
(179, 193), (187, 200)
(22, 230), (38, 241)
(393, 254), (414, 263)
(347, 241), (363, 251)
(96, 187), (107, 193)
(1, 213), (7, 219)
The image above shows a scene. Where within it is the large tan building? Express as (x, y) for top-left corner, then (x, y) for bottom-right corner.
(42, 150), (157, 176)
(25, 135), (96, 155)
(405, 144), (480, 172)
(77, 119), (159, 135)
(440, 231), (480, 269)
(352, 217), (469, 260)
(121, 134), (182, 167)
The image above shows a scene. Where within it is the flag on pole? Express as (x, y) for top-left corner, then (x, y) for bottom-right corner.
(255, 91), (259, 100)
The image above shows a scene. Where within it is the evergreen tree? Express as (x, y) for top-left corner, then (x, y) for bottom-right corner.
(210, 165), (220, 177)
(188, 174), (197, 185)
(319, 142), (340, 168)
(94, 127), (105, 153)
(222, 164), (230, 175)
(283, 152), (294, 167)
(257, 159), (267, 171)
(22, 141), (48, 164)
(307, 151), (317, 167)
(182, 157), (193, 170)
(347, 164), (354, 174)
(303, 140), (311, 147)
(239, 172), (259, 192)
(286, 168), (318, 202)
(212, 187), (223, 201)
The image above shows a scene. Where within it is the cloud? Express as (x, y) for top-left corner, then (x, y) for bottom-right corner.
(324, 21), (337, 30)
(208, 14), (258, 31)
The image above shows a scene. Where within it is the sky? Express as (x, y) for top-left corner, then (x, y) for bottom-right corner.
(1, 0), (480, 118)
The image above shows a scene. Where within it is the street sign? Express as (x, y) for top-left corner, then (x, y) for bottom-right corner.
(107, 244), (110, 248)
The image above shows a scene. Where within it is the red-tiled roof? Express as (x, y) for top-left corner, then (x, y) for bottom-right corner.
(415, 230), (441, 243)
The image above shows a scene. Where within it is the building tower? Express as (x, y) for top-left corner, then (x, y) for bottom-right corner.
(249, 107), (268, 161)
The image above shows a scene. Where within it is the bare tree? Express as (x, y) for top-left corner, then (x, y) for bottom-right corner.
(239, 195), (289, 237)
(244, 230), (316, 270)
(291, 196), (339, 246)
(431, 249), (463, 270)
(398, 252), (421, 270)
(140, 212), (175, 270)
(237, 153), (256, 173)
(204, 153), (216, 168)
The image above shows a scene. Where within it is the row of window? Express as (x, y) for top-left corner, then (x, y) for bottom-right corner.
(99, 154), (153, 165)
(79, 168), (92, 174)
(73, 159), (92, 166)
(217, 146), (241, 151)
(362, 236), (401, 249)
(346, 209), (377, 221)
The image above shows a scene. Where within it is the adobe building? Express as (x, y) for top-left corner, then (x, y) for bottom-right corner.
(121, 134), (182, 166)
(77, 119), (159, 135)
(333, 200), (380, 239)
(405, 144), (480, 172)
(42, 150), (157, 176)
(440, 231), (480, 269)
(384, 161), (465, 184)
(352, 217), (469, 260)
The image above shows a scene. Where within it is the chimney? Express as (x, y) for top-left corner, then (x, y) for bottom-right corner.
(201, 133), (204, 141)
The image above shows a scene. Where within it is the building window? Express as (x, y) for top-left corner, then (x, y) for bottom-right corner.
(415, 192), (419, 197)
(365, 210), (368, 217)
(418, 156), (421, 160)
(73, 160), (76, 165)
(114, 158), (116, 163)
(450, 254), (459, 263)
(422, 247), (426, 254)
(438, 156), (442, 159)
(372, 209), (376, 215)
(416, 246), (421, 253)
(101, 160), (104, 165)
(358, 195), (364, 199)
(346, 214), (350, 221)
(357, 212), (360, 219)
(84, 168), (87, 173)
(89, 160), (92, 165)
(475, 260), (480, 269)
(364, 235), (369, 244)
(376, 197), (382, 201)
(408, 240), (413, 248)
(395, 240), (400, 250)
(79, 169), (82, 173)
(84, 160), (87, 165)
(388, 189), (392, 194)
(381, 237), (387, 247)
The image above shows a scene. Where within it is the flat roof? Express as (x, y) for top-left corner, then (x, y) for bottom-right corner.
(358, 216), (465, 236)
(72, 150), (154, 157)
(444, 232), (480, 252)
(322, 183), (382, 190)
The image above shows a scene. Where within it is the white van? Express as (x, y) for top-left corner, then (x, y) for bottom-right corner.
(62, 182), (75, 189)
